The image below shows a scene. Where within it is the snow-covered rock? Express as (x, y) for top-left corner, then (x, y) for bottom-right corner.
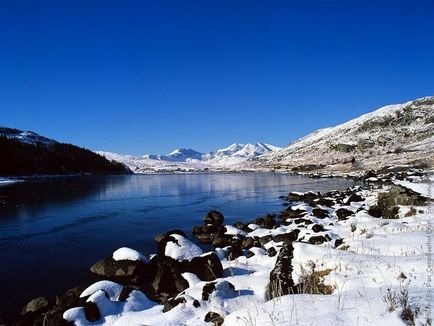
(164, 234), (203, 261)
(112, 247), (149, 263)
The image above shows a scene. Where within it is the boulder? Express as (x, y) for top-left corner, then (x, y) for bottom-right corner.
(212, 234), (231, 248)
(334, 238), (344, 248)
(267, 244), (297, 299)
(336, 208), (354, 221)
(258, 235), (273, 245)
(308, 235), (328, 245)
(311, 224), (325, 232)
(152, 257), (189, 298)
(294, 218), (313, 225)
(204, 311), (224, 326)
(345, 193), (364, 204)
(281, 208), (308, 219)
(312, 208), (329, 219)
(154, 229), (186, 244)
(202, 282), (216, 300)
(185, 252), (223, 281)
(226, 237), (243, 261)
(273, 229), (300, 244)
(90, 257), (146, 283)
(267, 247), (277, 257)
(118, 286), (134, 302)
(21, 297), (50, 315)
(368, 205), (382, 218)
(204, 210), (224, 227)
(84, 301), (101, 322)
(163, 296), (186, 312)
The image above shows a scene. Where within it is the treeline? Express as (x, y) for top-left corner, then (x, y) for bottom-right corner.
(0, 136), (131, 176)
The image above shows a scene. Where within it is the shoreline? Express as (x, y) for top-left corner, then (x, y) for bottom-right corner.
(10, 167), (433, 325)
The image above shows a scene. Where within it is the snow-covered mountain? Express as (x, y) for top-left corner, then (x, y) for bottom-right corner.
(0, 127), (57, 146)
(97, 142), (281, 172)
(254, 96), (434, 172)
(144, 148), (204, 162)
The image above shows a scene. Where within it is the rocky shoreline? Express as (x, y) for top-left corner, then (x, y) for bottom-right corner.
(11, 166), (433, 326)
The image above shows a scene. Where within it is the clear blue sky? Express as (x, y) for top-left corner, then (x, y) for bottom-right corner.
(1, 1), (434, 155)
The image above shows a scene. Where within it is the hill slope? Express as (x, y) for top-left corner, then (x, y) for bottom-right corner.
(254, 96), (434, 172)
(0, 128), (131, 176)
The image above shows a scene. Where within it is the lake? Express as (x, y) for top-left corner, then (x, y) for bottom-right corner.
(0, 173), (355, 323)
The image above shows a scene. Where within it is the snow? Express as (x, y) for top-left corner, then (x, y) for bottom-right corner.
(0, 127), (56, 146)
(96, 142), (282, 173)
(112, 247), (149, 263)
(64, 179), (433, 326)
(164, 234), (203, 261)
(224, 225), (247, 237)
(254, 96), (434, 173)
(394, 177), (434, 199)
(80, 281), (124, 300)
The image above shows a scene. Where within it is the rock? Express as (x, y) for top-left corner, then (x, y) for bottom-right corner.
(186, 252), (223, 281)
(163, 296), (186, 312)
(192, 224), (220, 244)
(336, 208), (354, 220)
(258, 235), (273, 245)
(312, 208), (329, 219)
(193, 299), (201, 308)
(287, 192), (318, 202)
(368, 205), (382, 218)
(21, 297), (50, 315)
(155, 229), (186, 244)
(202, 282), (216, 300)
(294, 218), (313, 225)
(204, 311), (224, 326)
(267, 244), (297, 299)
(308, 235), (328, 245)
(55, 286), (87, 308)
(118, 286), (134, 301)
(311, 224), (325, 233)
(152, 257), (189, 298)
(262, 214), (278, 229)
(84, 301), (101, 322)
(273, 229), (300, 244)
(226, 238), (243, 260)
(241, 237), (255, 249)
(90, 257), (146, 283)
(334, 238), (344, 248)
(212, 234), (231, 248)
(267, 247), (277, 257)
(204, 210), (224, 227)
(246, 250), (255, 258)
(345, 193), (364, 204)
(313, 197), (335, 207)
(233, 221), (246, 230)
(280, 207), (307, 219)
(194, 232), (214, 244)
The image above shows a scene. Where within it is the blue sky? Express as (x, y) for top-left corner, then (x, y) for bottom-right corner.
(1, 1), (434, 155)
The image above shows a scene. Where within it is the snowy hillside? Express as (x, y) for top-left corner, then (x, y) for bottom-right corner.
(254, 96), (434, 172)
(0, 127), (57, 146)
(97, 143), (281, 173)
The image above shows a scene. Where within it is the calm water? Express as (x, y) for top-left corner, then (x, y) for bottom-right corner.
(0, 173), (355, 323)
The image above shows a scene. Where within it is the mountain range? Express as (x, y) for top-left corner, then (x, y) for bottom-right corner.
(2, 96), (433, 175)
(96, 143), (281, 172)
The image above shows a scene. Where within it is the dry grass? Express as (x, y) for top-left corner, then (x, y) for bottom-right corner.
(298, 261), (334, 295)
